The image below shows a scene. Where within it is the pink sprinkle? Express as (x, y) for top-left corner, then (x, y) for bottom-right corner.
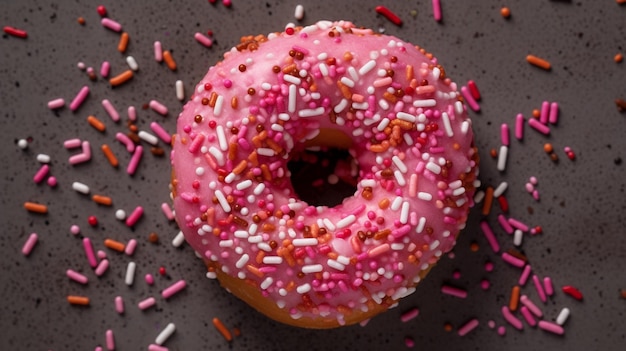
(467, 80), (481, 100)
(105, 329), (115, 350)
(484, 261), (494, 272)
(126, 145), (143, 175)
(528, 118), (550, 135)
(532, 275), (547, 303)
(66, 269), (89, 284)
(83, 237), (98, 268)
(187, 133), (205, 154)
(70, 225), (81, 235)
(47, 98), (65, 110)
(520, 295), (543, 318)
(457, 318), (479, 336)
(128, 105), (137, 121)
(148, 344), (169, 351)
(543, 276), (554, 296)
(69, 141), (92, 165)
(115, 296), (125, 314)
(97, 250), (107, 259)
(500, 123), (510, 146)
(138, 297), (156, 310)
(95, 259), (109, 276)
(514, 113), (525, 140)
(487, 320), (496, 329)
(47, 176), (57, 187)
(497, 326), (506, 336)
(497, 214), (514, 234)
(125, 206), (144, 227)
(400, 307), (419, 322)
(69, 85), (90, 111)
(64, 138), (82, 149)
(124, 239), (137, 256)
(532, 190), (540, 200)
(145, 274), (155, 285)
(520, 306), (537, 327)
(501, 306), (523, 330)
(33, 164), (50, 183)
(100, 61), (111, 78)
(405, 336), (415, 348)
(101, 18), (122, 32)
(102, 99), (120, 122)
(501, 252), (526, 268)
(480, 279), (490, 290)
(154, 41), (163, 62)
(115, 132), (135, 153)
(194, 32), (213, 47)
(162, 279), (187, 299)
(480, 220), (500, 253)
(540, 101), (550, 124)
(441, 285), (468, 299)
(461, 86), (480, 112)
(432, 0), (442, 22)
(21, 233), (39, 256)
(518, 264), (532, 286)
(538, 320), (565, 335)
(149, 99), (168, 116)
(549, 102), (559, 124)
(508, 217), (529, 232)
(150, 121), (172, 144)
(161, 203), (175, 220)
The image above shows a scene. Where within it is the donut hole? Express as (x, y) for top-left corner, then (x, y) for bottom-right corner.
(287, 147), (358, 207)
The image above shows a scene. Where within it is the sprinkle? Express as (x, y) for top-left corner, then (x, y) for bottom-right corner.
(480, 220), (500, 253)
(500, 123), (510, 146)
(115, 296), (124, 314)
(69, 86), (90, 111)
(497, 145), (508, 171)
(481, 186), (494, 215)
(72, 181), (90, 194)
(68, 141), (92, 165)
(109, 70), (134, 87)
(513, 229), (523, 246)
(538, 320), (564, 335)
(509, 286), (521, 311)
(95, 259), (109, 276)
(467, 80), (481, 100)
(148, 345), (169, 351)
(138, 297), (156, 310)
(83, 238), (98, 268)
(162, 280), (187, 299)
(21, 233), (39, 256)
(150, 122), (172, 144)
(67, 295), (90, 306)
(549, 102), (559, 124)
(118, 32), (129, 53)
(3, 25), (28, 38)
(161, 203), (175, 220)
(501, 306), (523, 330)
(125, 206), (144, 227)
(162, 50), (177, 71)
(126, 56), (139, 71)
(543, 277), (555, 296)
(154, 41), (163, 62)
(127, 146), (143, 175)
(125, 262), (137, 286)
(561, 285), (583, 301)
(375, 5), (403, 26)
(194, 32), (213, 48)
(493, 181), (508, 198)
(461, 86), (480, 112)
(532, 275), (547, 303)
(66, 269), (88, 284)
(400, 307), (420, 322)
(175, 80), (185, 101)
(294, 4), (305, 20)
(520, 295), (543, 317)
(556, 307), (571, 326)
(526, 54), (551, 70)
(33, 164), (49, 184)
(101, 18), (122, 32)
(149, 100), (169, 116)
(105, 330), (115, 350)
(501, 252), (525, 268)
(139, 131), (159, 145)
(172, 231), (185, 247)
(155, 323), (176, 345)
(457, 318), (479, 336)
(104, 238), (125, 252)
(47, 98), (65, 110)
(515, 113), (525, 140)
(212, 317), (233, 341)
(432, 0), (442, 22)
(24, 201), (48, 214)
(101, 144), (119, 168)
(125, 239), (137, 256)
(500, 7), (511, 19)
(520, 306), (537, 327)
(441, 285), (468, 299)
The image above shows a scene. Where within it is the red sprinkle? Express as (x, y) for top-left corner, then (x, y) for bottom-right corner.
(3, 26), (28, 38)
(88, 215), (98, 227)
(497, 195), (509, 213)
(285, 27), (295, 35)
(562, 285), (584, 301)
(375, 5), (403, 26)
(159, 266), (166, 276)
(467, 80), (481, 100)
(97, 5), (107, 17)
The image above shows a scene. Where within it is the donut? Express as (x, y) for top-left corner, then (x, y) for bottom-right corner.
(170, 20), (479, 328)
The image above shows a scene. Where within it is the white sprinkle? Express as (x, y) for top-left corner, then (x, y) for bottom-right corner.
(497, 145), (508, 171)
(322, 218), (336, 231)
(442, 112), (454, 137)
(219, 240), (233, 248)
(296, 283), (311, 294)
(138, 130), (159, 145)
(452, 187), (466, 196)
(426, 162), (442, 175)
(461, 120), (470, 134)
(234, 230), (249, 239)
(474, 190), (485, 204)
(17, 139), (28, 149)
(253, 183), (265, 195)
(317, 52), (327, 61)
(413, 99), (437, 108)
(37, 154), (51, 163)
(298, 107), (325, 118)
(513, 229), (523, 247)
(319, 63), (329, 76)
(327, 259), (345, 271)
(432, 67), (441, 80)
(418, 192), (433, 201)
(236, 180), (253, 190)
(257, 148), (275, 157)
(126, 56), (139, 71)
(358, 60), (377, 76)
(378, 99), (390, 110)
(175, 80), (185, 101)
(72, 181), (90, 194)
(197, 167), (206, 176)
(396, 111), (416, 122)
(334, 99), (349, 113)
(377, 118), (390, 131)
(391, 196), (403, 211)
(340, 77), (355, 88)
(261, 82), (272, 90)
(209, 146), (225, 166)
(416, 217), (426, 233)
(455, 101), (464, 115)
(216, 125), (228, 151)
(556, 307), (571, 326)
(234, 254), (249, 269)
(125, 261), (136, 286)
(115, 209), (126, 220)
(336, 214), (356, 229)
(172, 231), (185, 247)
(394, 170), (406, 186)
(294, 4), (304, 20)
(260, 277), (273, 290)
(392, 156), (408, 173)
(214, 189), (231, 212)
(494, 181), (509, 198)
(352, 101), (368, 110)
(400, 202), (410, 224)
(302, 264), (323, 273)
(292, 238), (318, 246)
(288, 84), (297, 113)
(214, 95), (224, 116)
(283, 74), (301, 85)
(155, 323), (176, 345)
(263, 256), (283, 265)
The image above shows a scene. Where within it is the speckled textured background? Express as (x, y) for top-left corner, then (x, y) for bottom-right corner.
(1, 1), (625, 350)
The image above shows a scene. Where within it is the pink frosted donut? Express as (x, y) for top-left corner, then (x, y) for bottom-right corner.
(171, 20), (479, 328)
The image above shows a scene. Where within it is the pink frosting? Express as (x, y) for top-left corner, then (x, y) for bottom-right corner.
(171, 20), (478, 325)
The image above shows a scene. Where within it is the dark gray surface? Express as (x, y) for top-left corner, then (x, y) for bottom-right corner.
(1, 1), (625, 350)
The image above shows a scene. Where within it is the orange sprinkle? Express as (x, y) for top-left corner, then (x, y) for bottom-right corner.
(532, 109), (541, 119)
(24, 201), (48, 214)
(212, 317), (233, 341)
(104, 238), (125, 252)
(490, 148), (498, 158)
(101, 144), (119, 167)
(500, 7), (511, 18)
(469, 242), (480, 252)
(87, 115), (106, 132)
(509, 285), (521, 311)
(481, 186), (494, 216)
(615, 53), (623, 63)
(232, 160), (247, 175)
(109, 69), (134, 87)
(444, 323), (453, 332)
(77, 17), (86, 25)
(543, 143), (553, 153)
(246, 264), (263, 278)
(162, 50), (177, 71)
(378, 198), (390, 209)
(230, 96), (238, 109)
(67, 295), (90, 305)
(620, 289), (626, 299)
(118, 32), (129, 53)
(526, 54), (551, 71)
(92, 194), (112, 206)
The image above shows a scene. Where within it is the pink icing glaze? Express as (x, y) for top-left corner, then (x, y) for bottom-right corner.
(171, 20), (478, 326)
